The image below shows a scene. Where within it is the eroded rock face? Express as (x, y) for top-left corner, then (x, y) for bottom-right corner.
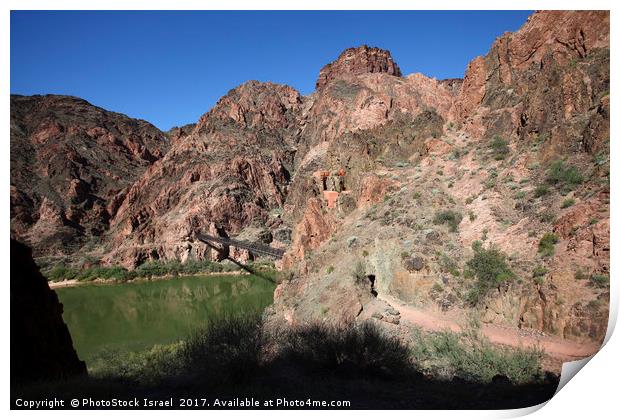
(106, 81), (301, 267)
(10, 95), (168, 258)
(316, 45), (402, 90)
(269, 11), (609, 351)
(10, 239), (86, 383)
(452, 10), (609, 154)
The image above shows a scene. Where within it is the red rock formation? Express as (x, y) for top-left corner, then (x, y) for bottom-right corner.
(10, 95), (168, 257)
(106, 81), (301, 267)
(452, 10), (609, 150)
(316, 45), (402, 90)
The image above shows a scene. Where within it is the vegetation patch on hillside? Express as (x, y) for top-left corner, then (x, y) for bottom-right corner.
(465, 241), (515, 305)
(45, 259), (276, 283)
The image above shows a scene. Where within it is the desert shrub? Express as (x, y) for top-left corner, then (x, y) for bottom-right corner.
(546, 160), (583, 192)
(539, 212), (556, 224)
(591, 274), (609, 288)
(489, 136), (510, 160)
(465, 242), (515, 305)
(538, 233), (559, 257)
(352, 261), (366, 285)
(468, 210), (477, 221)
(440, 253), (460, 277)
(182, 313), (264, 384)
(561, 198), (576, 209)
(533, 185), (549, 198)
(410, 329), (542, 384)
(134, 260), (169, 277)
(76, 266), (133, 282)
(89, 342), (185, 385)
(575, 268), (588, 280)
(532, 266), (548, 286)
(326, 266), (334, 274)
(532, 266), (548, 279)
(46, 265), (79, 282)
(433, 210), (463, 232)
(279, 322), (413, 378)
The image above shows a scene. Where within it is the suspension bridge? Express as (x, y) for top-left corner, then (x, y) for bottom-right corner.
(196, 233), (286, 259)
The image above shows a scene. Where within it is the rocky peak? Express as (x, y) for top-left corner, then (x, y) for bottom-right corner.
(196, 80), (302, 132)
(316, 45), (402, 89)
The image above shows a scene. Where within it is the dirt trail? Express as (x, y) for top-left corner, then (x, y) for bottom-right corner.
(380, 295), (600, 362)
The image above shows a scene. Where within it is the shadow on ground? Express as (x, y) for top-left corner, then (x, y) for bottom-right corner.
(12, 315), (559, 410)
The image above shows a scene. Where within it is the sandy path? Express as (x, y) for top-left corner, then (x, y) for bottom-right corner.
(380, 295), (600, 362)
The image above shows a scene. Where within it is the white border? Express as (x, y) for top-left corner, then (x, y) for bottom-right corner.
(2, 1), (617, 419)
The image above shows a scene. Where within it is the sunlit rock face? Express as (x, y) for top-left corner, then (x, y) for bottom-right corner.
(10, 94), (169, 258)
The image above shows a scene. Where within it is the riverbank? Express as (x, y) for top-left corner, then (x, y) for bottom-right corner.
(49, 270), (251, 289)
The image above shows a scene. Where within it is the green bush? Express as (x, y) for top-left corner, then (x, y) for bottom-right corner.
(466, 242), (515, 305)
(534, 185), (549, 198)
(539, 212), (556, 224)
(538, 233), (559, 257)
(326, 266), (334, 274)
(561, 198), (576, 209)
(45, 258), (233, 283)
(546, 160), (583, 192)
(532, 266), (548, 278)
(410, 329), (542, 384)
(489, 136), (510, 160)
(47, 265), (79, 282)
(89, 342), (185, 385)
(591, 274), (609, 288)
(433, 210), (463, 232)
(75, 266), (133, 282)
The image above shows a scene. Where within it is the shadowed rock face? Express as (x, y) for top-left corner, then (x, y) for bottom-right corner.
(10, 239), (86, 383)
(316, 45), (402, 89)
(10, 95), (169, 258)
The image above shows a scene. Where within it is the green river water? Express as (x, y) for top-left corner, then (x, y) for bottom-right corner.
(56, 274), (275, 364)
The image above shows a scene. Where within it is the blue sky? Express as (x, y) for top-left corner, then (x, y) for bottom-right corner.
(11, 10), (532, 130)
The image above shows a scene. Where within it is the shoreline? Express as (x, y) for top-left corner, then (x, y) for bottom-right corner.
(49, 270), (251, 289)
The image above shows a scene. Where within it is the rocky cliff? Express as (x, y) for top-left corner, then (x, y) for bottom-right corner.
(10, 239), (86, 383)
(269, 10), (610, 357)
(316, 45), (402, 89)
(10, 95), (168, 262)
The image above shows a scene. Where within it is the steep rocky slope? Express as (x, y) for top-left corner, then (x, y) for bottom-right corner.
(10, 95), (169, 261)
(104, 81), (302, 267)
(11, 239), (86, 383)
(269, 10), (610, 364)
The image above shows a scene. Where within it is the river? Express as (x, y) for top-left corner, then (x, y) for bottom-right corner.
(56, 274), (275, 364)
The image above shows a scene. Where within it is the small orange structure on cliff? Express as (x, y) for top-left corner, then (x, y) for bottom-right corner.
(323, 191), (339, 208)
(313, 169), (346, 209)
